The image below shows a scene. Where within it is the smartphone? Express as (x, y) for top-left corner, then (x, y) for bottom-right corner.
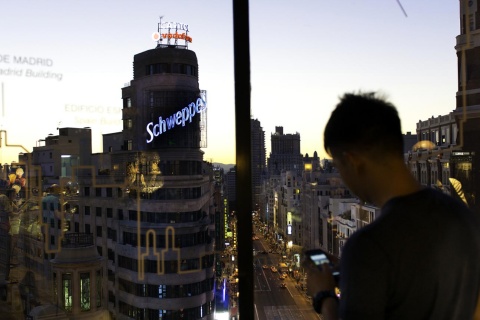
(304, 248), (340, 277)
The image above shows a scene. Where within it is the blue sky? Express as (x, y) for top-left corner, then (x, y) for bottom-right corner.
(0, 1), (460, 164)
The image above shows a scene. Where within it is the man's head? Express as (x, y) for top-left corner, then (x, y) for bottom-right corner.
(324, 92), (403, 158)
(324, 92), (405, 202)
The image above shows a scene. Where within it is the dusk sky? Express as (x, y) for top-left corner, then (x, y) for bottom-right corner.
(0, 1), (460, 165)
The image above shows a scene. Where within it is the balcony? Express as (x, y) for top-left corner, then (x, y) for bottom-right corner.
(61, 232), (93, 248)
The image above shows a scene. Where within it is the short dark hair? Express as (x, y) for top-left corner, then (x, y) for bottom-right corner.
(324, 92), (404, 157)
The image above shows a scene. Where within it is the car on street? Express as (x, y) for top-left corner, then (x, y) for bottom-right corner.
(271, 266), (277, 273)
(280, 283), (287, 288)
(262, 265), (268, 269)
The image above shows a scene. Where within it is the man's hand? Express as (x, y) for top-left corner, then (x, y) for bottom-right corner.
(305, 261), (336, 296)
(304, 259), (339, 320)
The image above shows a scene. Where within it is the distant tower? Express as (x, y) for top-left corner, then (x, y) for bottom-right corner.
(225, 167), (236, 211)
(250, 119), (266, 211)
(267, 126), (303, 176)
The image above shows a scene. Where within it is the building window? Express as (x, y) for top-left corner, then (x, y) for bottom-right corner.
(95, 188), (102, 197)
(125, 97), (132, 108)
(96, 207), (102, 217)
(62, 273), (73, 312)
(124, 119), (133, 129)
(127, 140), (132, 151)
(84, 187), (90, 196)
(159, 284), (166, 298)
(96, 226), (102, 237)
(106, 208), (113, 218)
(85, 206), (90, 215)
(85, 224), (90, 234)
(80, 272), (91, 311)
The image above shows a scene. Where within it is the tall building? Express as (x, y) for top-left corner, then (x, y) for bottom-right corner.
(15, 27), (216, 318)
(456, 0), (480, 111)
(44, 23), (216, 319)
(250, 119), (266, 213)
(225, 167), (236, 212)
(31, 128), (92, 187)
(453, 0), (480, 213)
(267, 126), (303, 176)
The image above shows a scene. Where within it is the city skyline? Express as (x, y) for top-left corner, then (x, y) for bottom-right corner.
(0, 1), (459, 165)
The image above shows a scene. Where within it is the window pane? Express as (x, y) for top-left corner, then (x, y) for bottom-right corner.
(0, 2), (468, 320)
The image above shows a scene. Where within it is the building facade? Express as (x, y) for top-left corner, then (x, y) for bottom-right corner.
(267, 127), (303, 176)
(86, 42), (216, 319)
(250, 119), (266, 214)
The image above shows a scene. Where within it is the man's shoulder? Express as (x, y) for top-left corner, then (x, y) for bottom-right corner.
(383, 187), (473, 218)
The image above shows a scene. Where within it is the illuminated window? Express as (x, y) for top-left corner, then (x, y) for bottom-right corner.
(124, 119), (132, 129)
(80, 272), (91, 311)
(158, 284), (166, 298)
(62, 273), (73, 312)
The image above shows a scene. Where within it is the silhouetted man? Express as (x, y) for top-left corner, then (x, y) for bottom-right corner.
(306, 92), (480, 319)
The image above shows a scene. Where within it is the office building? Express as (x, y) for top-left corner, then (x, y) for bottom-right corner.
(250, 119), (266, 213)
(267, 127), (303, 176)
(86, 32), (216, 319)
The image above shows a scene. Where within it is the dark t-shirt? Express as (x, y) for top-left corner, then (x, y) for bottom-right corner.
(339, 188), (480, 320)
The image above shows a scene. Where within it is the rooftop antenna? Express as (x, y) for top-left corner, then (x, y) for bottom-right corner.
(159, 16), (164, 44)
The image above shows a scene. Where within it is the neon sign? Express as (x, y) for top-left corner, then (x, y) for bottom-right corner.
(160, 22), (189, 31)
(146, 97), (207, 143)
(158, 32), (192, 43)
(153, 18), (192, 47)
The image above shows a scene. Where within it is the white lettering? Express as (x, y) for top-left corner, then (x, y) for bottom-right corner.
(13, 56), (53, 66)
(0, 68), (22, 76)
(146, 122), (154, 143)
(0, 55), (10, 63)
(145, 96), (207, 143)
(175, 111), (182, 125)
(166, 114), (176, 130)
(25, 69), (62, 81)
(161, 22), (189, 32)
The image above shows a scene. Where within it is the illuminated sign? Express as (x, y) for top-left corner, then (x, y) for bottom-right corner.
(160, 22), (189, 31)
(452, 151), (475, 156)
(153, 18), (192, 46)
(287, 224), (292, 235)
(146, 96), (206, 143)
(152, 32), (192, 43)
